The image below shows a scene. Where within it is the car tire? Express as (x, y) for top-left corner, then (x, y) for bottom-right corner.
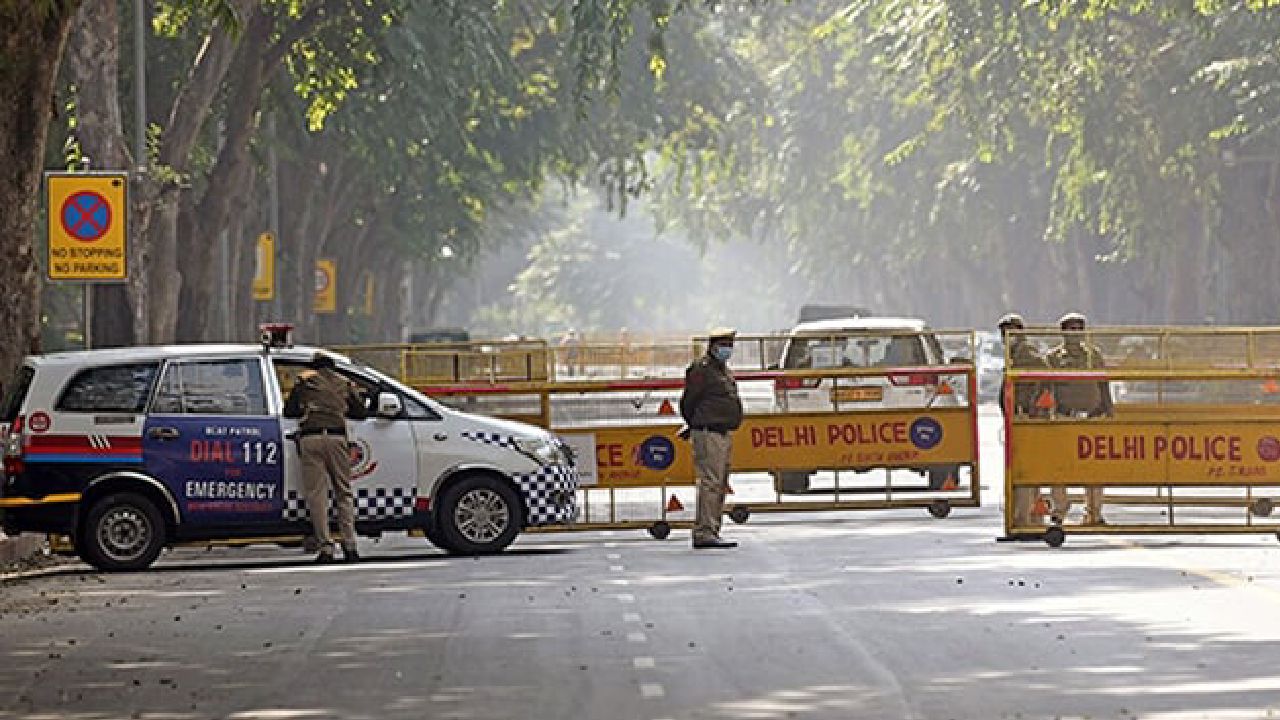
(437, 474), (522, 555)
(79, 492), (166, 572)
(422, 517), (453, 552)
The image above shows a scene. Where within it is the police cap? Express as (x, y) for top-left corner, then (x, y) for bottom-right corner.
(1058, 312), (1088, 329)
(996, 313), (1025, 330)
(707, 326), (737, 341)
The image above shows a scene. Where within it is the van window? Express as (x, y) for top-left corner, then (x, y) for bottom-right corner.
(57, 363), (159, 413)
(2, 365), (35, 422)
(151, 359), (268, 415)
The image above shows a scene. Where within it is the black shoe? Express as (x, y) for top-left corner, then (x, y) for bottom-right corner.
(342, 548), (360, 563)
(314, 552), (337, 564)
(692, 539), (738, 549)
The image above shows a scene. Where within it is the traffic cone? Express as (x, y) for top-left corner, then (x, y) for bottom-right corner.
(1031, 496), (1050, 518)
(666, 493), (684, 512)
(1035, 389), (1055, 411)
(1263, 378), (1280, 394)
(942, 473), (958, 491)
(658, 399), (676, 416)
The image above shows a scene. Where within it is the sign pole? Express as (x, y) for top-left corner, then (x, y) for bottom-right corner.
(83, 283), (93, 350)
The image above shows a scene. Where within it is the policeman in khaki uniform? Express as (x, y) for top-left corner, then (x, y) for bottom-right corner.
(997, 313), (1046, 527)
(1046, 312), (1113, 525)
(679, 327), (743, 549)
(284, 352), (369, 563)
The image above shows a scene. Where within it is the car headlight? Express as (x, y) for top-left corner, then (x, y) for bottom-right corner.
(515, 437), (559, 466)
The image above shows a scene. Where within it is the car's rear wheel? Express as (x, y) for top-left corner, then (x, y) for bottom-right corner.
(437, 475), (522, 555)
(79, 493), (166, 572)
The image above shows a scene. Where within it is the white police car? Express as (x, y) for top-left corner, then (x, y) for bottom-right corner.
(0, 337), (577, 571)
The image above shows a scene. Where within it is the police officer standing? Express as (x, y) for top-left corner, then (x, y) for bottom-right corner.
(997, 313), (1045, 529)
(679, 327), (743, 549)
(1046, 312), (1113, 525)
(284, 352), (369, 563)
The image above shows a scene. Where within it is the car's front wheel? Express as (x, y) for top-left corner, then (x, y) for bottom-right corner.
(437, 474), (522, 555)
(79, 492), (166, 572)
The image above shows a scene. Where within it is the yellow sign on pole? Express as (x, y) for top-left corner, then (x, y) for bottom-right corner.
(46, 172), (129, 281)
(252, 232), (275, 300)
(314, 259), (336, 314)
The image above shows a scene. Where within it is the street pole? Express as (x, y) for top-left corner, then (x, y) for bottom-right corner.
(268, 114), (281, 323)
(133, 0), (147, 173)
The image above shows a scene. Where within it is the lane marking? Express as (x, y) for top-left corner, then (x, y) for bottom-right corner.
(633, 656), (656, 669)
(610, 565), (625, 572)
(627, 631), (648, 643)
(607, 553), (621, 560)
(616, 593), (635, 604)
(640, 683), (665, 699)
(623, 613), (642, 623)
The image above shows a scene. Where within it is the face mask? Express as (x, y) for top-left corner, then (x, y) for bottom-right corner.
(713, 345), (733, 362)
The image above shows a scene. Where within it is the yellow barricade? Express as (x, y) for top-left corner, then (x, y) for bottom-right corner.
(335, 340), (551, 385)
(415, 330), (981, 538)
(1004, 326), (1280, 547)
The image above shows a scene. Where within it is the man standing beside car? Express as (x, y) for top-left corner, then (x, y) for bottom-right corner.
(284, 352), (369, 563)
(679, 327), (743, 549)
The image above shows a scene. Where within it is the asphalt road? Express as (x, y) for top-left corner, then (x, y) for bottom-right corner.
(3, 408), (1280, 720)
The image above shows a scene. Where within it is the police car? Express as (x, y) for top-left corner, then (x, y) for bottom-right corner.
(0, 330), (577, 570)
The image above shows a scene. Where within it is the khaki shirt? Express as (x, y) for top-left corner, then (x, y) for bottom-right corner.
(1046, 342), (1113, 416)
(284, 368), (367, 432)
(1003, 338), (1047, 417)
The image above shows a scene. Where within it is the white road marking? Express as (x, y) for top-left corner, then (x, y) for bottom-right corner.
(607, 553), (621, 560)
(633, 656), (656, 669)
(610, 565), (625, 572)
(616, 593), (635, 603)
(640, 683), (665, 699)
(627, 631), (648, 643)
(623, 613), (642, 623)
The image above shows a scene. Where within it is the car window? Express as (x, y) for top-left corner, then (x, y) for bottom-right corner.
(273, 361), (421, 419)
(57, 363), (159, 413)
(784, 335), (929, 369)
(151, 359), (267, 415)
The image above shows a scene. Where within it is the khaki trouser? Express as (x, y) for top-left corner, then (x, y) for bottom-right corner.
(300, 434), (357, 552)
(1011, 487), (1037, 527)
(692, 430), (733, 542)
(1050, 485), (1104, 522)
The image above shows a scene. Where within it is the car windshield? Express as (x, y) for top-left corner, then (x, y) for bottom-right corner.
(783, 334), (928, 369)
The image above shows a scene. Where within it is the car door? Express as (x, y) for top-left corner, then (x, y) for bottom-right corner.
(143, 356), (284, 527)
(271, 360), (418, 527)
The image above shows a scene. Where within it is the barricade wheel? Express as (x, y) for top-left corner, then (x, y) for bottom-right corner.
(80, 492), (166, 572)
(927, 500), (951, 519)
(728, 506), (751, 524)
(1044, 527), (1066, 548)
(1251, 498), (1274, 518)
(649, 521), (671, 540)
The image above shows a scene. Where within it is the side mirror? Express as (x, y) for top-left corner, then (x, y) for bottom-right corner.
(377, 392), (403, 418)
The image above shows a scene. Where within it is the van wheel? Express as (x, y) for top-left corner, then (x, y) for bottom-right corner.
(438, 475), (522, 555)
(80, 493), (166, 572)
(422, 518), (452, 552)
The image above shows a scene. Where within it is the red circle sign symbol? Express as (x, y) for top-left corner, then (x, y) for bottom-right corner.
(60, 191), (113, 242)
(28, 411), (51, 433)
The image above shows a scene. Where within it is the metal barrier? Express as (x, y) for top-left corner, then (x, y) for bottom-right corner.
(335, 340), (551, 385)
(1003, 326), (1280, 546)
(417, 330), (981, 538)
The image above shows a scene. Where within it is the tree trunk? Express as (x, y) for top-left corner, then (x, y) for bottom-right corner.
(0, 3), (81, 380)
(67, 0), (135, 347)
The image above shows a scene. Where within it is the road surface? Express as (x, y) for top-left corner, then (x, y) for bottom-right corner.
(2, 408), (1279, 719)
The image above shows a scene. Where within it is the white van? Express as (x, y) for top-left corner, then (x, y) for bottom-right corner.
(773, 317), (963, 493)
(0, 341), (577, 571)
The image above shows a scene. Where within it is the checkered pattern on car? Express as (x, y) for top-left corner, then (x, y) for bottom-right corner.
(283, 486), (415, 521)
(514, 465), (579, 525)
(460, 430), (520, 450)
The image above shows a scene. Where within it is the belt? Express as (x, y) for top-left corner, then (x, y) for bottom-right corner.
(298, 428), (346, 438)
(692, 425), (732, 434)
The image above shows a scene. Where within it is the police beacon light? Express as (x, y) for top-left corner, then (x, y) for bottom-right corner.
(259, 323), (294, 350)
